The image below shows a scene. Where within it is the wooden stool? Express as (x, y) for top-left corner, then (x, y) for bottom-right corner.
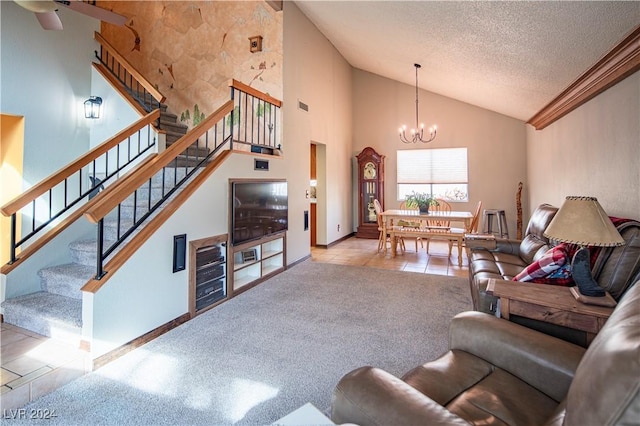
(482, 209), (509, 238)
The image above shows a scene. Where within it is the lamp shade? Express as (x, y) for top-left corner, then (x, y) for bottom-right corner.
(543, 196), (624, 247)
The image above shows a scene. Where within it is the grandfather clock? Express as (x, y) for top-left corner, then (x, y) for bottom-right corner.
(356, 147), (384, 238)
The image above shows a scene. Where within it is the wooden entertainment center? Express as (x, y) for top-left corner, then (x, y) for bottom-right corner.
(188, 178), (288, 316)
(188, 232), (286, 316)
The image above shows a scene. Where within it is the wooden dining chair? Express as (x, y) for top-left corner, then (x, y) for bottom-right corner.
(467, 201), (483, 233)
(374, 199), (404, 253)
(458, 201), (483, 259)
(424, 199), (451, 252)
(397, 201), (423, 251)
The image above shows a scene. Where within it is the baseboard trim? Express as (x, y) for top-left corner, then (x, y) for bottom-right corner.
(315, 232), (355, 249)
(288, 254), (311, 268)
(92, 313), (191, 370)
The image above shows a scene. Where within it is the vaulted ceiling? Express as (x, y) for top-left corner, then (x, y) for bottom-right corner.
(293, 1), (639, 121)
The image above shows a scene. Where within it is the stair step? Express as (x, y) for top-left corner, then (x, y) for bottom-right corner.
(165, 129), (187, 145)
(181, 145), (211, 158)
(39, 264), (94, 299)
(174, 156), (211, 168)
(1, 292), (82, 345)
(103, 216), (135, 241)
(69, 239), (114, 266)
(159, 111), (179, 124)
(152, 166), (192, 183)
(159, 118), (188, 134)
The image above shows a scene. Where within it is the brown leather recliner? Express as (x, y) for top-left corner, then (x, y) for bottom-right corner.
(331, 281), (640, 425)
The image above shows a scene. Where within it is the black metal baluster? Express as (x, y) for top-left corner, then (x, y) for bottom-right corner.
(9, 214), (17, 264)
(95, 219), (106, 279)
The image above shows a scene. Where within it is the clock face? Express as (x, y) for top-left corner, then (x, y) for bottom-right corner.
(363, 162), (377, 179)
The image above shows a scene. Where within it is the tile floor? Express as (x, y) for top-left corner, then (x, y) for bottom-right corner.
(311, 235), (469, 279)
(0, 323), (91, 410)
(0, 236), (468, 410)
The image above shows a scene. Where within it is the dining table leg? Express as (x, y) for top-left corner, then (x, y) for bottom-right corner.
(390, 232), (397, 257)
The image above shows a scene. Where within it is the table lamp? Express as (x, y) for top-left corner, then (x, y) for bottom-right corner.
(543, 196), (625, 305)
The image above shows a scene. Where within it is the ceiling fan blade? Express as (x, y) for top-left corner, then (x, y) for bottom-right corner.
(54, 0), (127, 26)
(35, 11), (63, 30)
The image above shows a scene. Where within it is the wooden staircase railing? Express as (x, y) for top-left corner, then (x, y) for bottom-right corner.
(0, 110), (160, 274)
(83, 100), (235, 282)
(80, 78), (284, 285)
(3, 31), (283, 293)
(94, 32), (166, 114)
(229, 79), (282, 152)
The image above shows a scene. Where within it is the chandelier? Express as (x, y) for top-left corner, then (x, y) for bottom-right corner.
(399, 63), (437, 143)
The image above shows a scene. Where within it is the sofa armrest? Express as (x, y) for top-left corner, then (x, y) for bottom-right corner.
(494, 238), (522, 254)
(332, 366), (470, 426)
(449, 312), (585, 402)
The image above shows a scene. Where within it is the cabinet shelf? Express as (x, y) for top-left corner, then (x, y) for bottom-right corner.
(189, 234), (228, 316)
(231, 232), (286, 295)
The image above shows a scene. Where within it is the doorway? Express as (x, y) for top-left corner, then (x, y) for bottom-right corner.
(310, 143), (317, 247)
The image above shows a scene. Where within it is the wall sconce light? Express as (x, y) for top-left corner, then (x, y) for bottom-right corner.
(84, 96), (102, 119)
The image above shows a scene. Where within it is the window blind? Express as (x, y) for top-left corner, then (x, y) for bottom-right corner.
(397, 148), (468, 184)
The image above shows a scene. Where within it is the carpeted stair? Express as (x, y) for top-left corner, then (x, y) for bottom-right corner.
(159, 105), (211, 167)
(1, 167), (196, 346)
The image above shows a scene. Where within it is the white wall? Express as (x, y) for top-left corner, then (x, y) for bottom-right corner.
(283, 2), (354, 247)
(352, 69), (527, 236)
(89, 67), (141, 151)
(0, 2), (99, 186)
(526, 72), (640, 218)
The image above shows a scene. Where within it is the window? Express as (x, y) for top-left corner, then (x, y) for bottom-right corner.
(397, 148), (468, 202)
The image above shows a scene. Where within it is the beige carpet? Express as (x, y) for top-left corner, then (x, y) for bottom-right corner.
(18, 260), (472, 425)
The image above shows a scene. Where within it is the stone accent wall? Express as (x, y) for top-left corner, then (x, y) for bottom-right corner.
(100, 1), (282, 130)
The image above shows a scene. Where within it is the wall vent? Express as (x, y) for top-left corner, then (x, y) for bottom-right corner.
(298, 100), (309, 112)
(254, 159), (269, 171)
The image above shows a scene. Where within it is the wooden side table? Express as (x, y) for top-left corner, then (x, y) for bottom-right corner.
(486, 279), (615, 345)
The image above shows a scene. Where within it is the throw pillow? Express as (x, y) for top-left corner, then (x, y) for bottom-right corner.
(514, 244), (569, 282)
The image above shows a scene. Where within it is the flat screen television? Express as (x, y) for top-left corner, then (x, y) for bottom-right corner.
(231, 179), (288, 246)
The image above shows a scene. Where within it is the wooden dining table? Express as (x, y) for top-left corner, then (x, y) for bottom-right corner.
(380, 209), (474, 265)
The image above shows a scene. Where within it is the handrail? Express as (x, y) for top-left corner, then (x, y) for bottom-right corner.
(82, 150), (232, 293)
(94, 32), (166, 111)
(229, 80), (282, 151)
(0, 155), (157, 275)
(93, 62), (149, 118)
(1, 110), (160, 265)
(85, 100), (234, 224)
(84, 99), (235, 279)
(230, 79), (282, 107)
(1, 110), (159, 217)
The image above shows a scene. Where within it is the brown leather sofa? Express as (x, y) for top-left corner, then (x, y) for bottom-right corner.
(331, 280), (640, 425)
(468, 203), (640, 345)
(468, 203), (559, 313)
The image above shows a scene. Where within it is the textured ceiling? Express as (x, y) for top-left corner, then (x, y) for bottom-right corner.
(293, 1), (640, 121)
